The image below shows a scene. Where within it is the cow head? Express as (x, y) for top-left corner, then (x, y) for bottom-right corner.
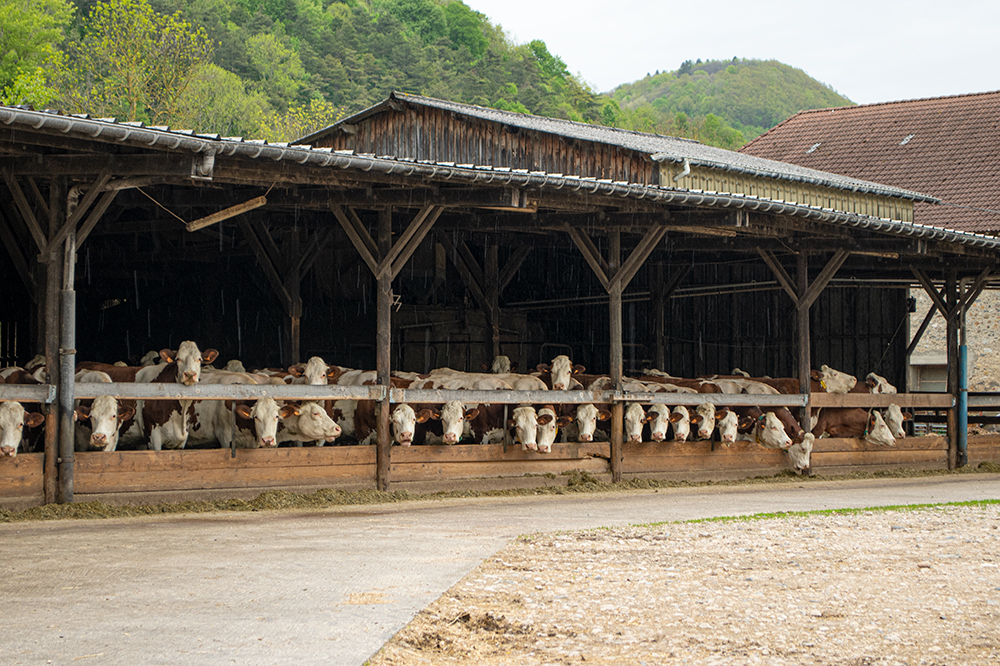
(288, 356), (338, 385)
(539, 355), (584, 391)
(785, 432), (814, 475)
(882, 403), (911, 439)
(0, 402), (45, 457)
(391, 404), (421, 445)
(813, 365), (857, 394)
(224, 359), (247, 373)
(75, 396), (135, 451)
(535, 406), (572, 453)
(161, 341), (218, 385)
(756, 411), (792, 449)
(866, 372), (897, 394)
(508, 405), (540, 451)
(291, 401), (342, 443)
(694, 403), (716, 440)
(624, 403), (646, 442)
(574, 403), (610, 442)
(432, 401), (479, 445)
(646, 404), (671, 442)
(490, 355), (512, 374)
(716, 408), (738, 446)
(865, 410), (896, 447)
(235, 398), (297, 448)
(670, 406), (691, 442)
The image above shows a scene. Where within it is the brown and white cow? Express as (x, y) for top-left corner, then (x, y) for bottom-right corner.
(812, 408), (895, 447)
(0, 400), (45, 457)
(73, 369), (136, 452)
(535, 405), (573, 453)
(276, 401), (343, 445)
(288, 356), (340, 385)
(233, 398), (299, 448)
(883, 403), (911, 439)
(534, 355), (585, 391)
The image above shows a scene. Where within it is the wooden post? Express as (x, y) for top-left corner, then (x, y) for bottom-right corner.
(946, 270), (959, 470)
(796, 252), (811, 433)
(376, 208), (392, 491)
(285, 229), (302, 365)
(57, 226), (76, 504)
(485, 240), (500, 359)
(608, 229), (623, 483)
(42, 177), (66, 505)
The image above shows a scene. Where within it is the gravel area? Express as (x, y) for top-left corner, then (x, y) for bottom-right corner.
(370, 504), (1000, 665)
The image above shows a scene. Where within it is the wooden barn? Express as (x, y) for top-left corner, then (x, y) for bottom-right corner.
(1, 92), (998, 508)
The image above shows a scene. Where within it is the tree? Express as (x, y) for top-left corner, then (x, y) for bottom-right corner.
(177, 63), (270, 136)
(70, 0), (213, 124)
(0, 0), (74, 105)
(246, 32), (307, 111)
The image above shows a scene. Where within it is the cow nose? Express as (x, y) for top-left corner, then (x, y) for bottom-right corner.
(629, 434), (642, 442)
(579, 433), (592, 442)
(1, 447), (13, 456)
(443, 433), (458, 444)
(183, 371), (197, 384)
(554, 383), (565, 390)
(261, 436), (275, 447)
(91, 433), (107, 444)
(651, 433), (664, 442)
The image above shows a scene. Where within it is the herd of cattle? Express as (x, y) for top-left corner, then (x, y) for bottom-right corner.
(0, 340), (914, 473)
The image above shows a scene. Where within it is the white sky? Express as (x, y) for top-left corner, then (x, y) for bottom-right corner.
(463, 0), (999, 105)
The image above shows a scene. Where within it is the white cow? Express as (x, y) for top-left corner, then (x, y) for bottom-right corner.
(536, 355), (584, 391)
(812, 364), (857, 393)
(883, 404), (910, 439)
(624, 403), (646, 442)
(691, 403), (717, 440)
(289, 356), (338, 385)
(535, 405), (572, 453)
(490, 355), (512, 373)
(645, 404), (674, 442)
(716, 408), (739, 445)
(233, 398), (299, 448)
(865, 410), (896, 446)
(509, 405), (541, 451)
(866, 372), (897, 394)
(569, 403), (611, 443)
(0, 401), (45, 457)
(277, 402), (343, 445)
(74, 369), (136, 452)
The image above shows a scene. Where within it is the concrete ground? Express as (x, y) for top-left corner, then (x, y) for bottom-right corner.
(2, 474), (999, 666)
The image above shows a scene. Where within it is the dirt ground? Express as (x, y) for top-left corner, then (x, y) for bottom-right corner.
(369, 504), (1000, 666)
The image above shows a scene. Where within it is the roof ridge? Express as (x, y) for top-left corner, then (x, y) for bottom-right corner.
(792, 89), (1000, 114)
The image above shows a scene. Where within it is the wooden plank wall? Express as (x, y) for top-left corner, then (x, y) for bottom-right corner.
(2, 437), (998, 508)
(320, 107), (657, 185)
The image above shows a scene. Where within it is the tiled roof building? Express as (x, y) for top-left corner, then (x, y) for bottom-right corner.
(740, 91), (1000, 233)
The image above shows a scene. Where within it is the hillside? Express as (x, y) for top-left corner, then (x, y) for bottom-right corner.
(610, 58), (854, 148)
(4, 1), (852, 149)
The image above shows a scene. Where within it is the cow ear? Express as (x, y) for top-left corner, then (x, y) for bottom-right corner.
(537, 413), (554, 425)
(810, 369), (822, 380)
(557, 416), (573, 427)
(326, 366), (339, 377)
(159, 349), (176, 364)
(235, 404), (253, 419)
(902, 412), (913, 422)
(536, 363), (550, 373)
(647, 410), (660, 420)
(480, 363), (489, 371)
(118, 405), (136, 422)
(690, 414), (703, 425)
(597, 410), (611, 421)
(669, 412), (682, 423)
(415, 409), (434, 423)
(287, 364), (305, 377)
(201, 349), (220, 364)
(506, 418), (516, 429)
(75, 405), (92, 420)
(25, 412), (46, 428)
(573, 364), (586, 374)
(464, 408), (480, 420)
(279, 404), (299, 418)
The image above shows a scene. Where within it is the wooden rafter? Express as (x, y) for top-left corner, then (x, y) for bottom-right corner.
(2, 168), (46, 251)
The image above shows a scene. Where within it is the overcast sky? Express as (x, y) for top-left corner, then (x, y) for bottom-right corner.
(463, 0), (999, 106)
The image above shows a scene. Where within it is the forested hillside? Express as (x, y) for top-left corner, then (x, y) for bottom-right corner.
(611, 59), (854, 147)
(1, 0), (852, 148)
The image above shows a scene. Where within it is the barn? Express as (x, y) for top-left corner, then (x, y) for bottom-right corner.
(2, 92), (998, 508)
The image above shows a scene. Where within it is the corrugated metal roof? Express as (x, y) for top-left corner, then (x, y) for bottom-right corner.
(2, 104), (998, 250)
(740, 90), (1000, 233)
(300, 91), (939, 204)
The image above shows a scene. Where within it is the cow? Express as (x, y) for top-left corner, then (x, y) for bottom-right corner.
(690, 402), (717, 440)
(188, 369), (263, 449)
(866, 372), (897, 394)
(535, 405), (573, 453)
(490, 355), (512, 374)
(883, 403), (911, 439)
(748, 410), (814, 474)
(73, 369), (136, 452)
(233, 398), (299, 448)
(0, 400), (45, 457)
(567, 403), (611, 442)
(508, 405), (541, 451)
(276, 401), (343, 445)
(534, 355), (585, 391)
(347, 401), (436, 446)
(812, 407), (895, 446)
(288, 356), (340, 385)
(624, 403), (646, 442)
(715, 408), (739, 445)
(132, 341), (219, 450)
(810, 364), (858, 394)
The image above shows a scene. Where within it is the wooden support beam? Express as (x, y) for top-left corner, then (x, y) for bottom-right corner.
(757, 249), (799, 304)
(184, 195), (267, 232)
(331, 204), (378, 274)
(2, 168), (46, 251)
(608, 229), (623, 484)
(911, 267), (950, 319)
(945, 271), (959, 469)
(236, 217), (295, 315)
(906, 305), (937, 358)
(376, 208), (392, 491)
(75, 190), (119, 249)
(0, 207), (38, 296)
(796, 252), (812, 433)
(346, 207), (377, 258)
(456, 240), (485, 289)
(564, 224), (610, 291)
(485, 241), (500, 358)
(41, 172), (112, 256)
(436, 231), (492, 316)
(381, 205), (442, 280)
(295, 227), (334, 277)
(499, 246), (531, 290)
(27, 178), (49, 220)
(250, 218), (283, 273)
(798, 248), (848, 311)
(612, 225), (668, 292)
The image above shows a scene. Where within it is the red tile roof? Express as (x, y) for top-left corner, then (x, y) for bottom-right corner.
(740, 90), (1000, 233)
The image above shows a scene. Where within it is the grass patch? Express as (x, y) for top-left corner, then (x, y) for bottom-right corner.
(684, 498), (1000, 525)
(2, 461), (998, 524)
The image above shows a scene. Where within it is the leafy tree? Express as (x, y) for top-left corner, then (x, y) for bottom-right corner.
(0, 0), (74, 104)
(443, 1), (487, 58)
(177, 63), (269, 136)
(256, 96), (346, 142)
(69, 0), (213, 124)
(246, 32), (307, 111)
